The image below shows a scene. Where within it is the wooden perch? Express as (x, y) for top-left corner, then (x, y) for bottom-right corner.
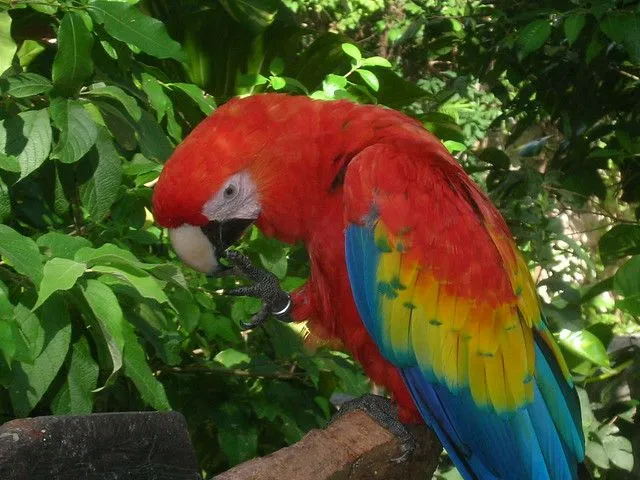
(214, 411), (442, 480)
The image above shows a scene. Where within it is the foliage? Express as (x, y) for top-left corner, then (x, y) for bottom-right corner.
(0, 0), (638, 478)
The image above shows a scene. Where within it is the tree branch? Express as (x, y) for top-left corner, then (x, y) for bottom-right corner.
(213, 411), (442, 480)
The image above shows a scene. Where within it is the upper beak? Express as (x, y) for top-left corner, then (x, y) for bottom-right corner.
(168, 219), (255, 276)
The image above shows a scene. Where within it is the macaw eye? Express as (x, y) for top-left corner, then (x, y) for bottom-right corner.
(223, 184), (237, 200)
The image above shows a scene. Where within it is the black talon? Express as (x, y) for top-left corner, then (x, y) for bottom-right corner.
(222, 250), (292, 327)
(330, 394), (417, 463)
(240, 304), (270, 330)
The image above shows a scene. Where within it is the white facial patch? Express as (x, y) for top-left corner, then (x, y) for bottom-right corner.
(202, 170), (260, 222)
(169, 225), (218, 274)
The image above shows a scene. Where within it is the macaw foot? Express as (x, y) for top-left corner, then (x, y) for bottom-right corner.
(331, 394), (416, 463)
(222, 250), (292, 330)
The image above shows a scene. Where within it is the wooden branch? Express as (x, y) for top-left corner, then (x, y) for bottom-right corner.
(0, 412), (199, 479)
(214, 411), (442, 480)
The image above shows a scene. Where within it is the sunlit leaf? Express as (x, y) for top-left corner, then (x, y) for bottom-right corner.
(84, 86), (142, 121)
(341, 43), (362, 62)
(355, 69), (379, 91)
(1, 73), (52, 98)
(34, 258), (86, 310)
(167, 83), (216, 115)
(0, 225), (42, 284)
(82, 279), (125, 382)
(0, 109), (52, 179)
(557, 329), (610, 367)
(88, 1), (186, 62)
(215, 348), (250, 368)
(0, 12), (17, 75)
(50, 99), (98, 164)
(361, 56), (392, 68)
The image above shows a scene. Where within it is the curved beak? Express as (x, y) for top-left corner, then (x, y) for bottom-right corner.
(168, 218), (255, 276)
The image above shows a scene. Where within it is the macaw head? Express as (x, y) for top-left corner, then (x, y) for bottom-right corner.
(153, 96), (266, 275)
(153, 94), (324, 275)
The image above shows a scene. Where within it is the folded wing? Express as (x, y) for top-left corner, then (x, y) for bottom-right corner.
(343, 142), (584, 479)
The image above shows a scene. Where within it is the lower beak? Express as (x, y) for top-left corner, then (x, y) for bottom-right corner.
(168, 219), (254, 276)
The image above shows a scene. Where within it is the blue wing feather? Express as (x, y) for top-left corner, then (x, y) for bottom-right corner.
(345, 223), (584, 480)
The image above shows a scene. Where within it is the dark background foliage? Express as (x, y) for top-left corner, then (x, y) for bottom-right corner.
(0, 0), (638, 478)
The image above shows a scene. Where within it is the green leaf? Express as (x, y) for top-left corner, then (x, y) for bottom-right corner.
(587, 439), (610, 469)
(557, 329), (610, 367)
(600, 14), (640, 63)
(0, 109), (52, 179)
(10, 297), (72, 417)
(369, 66), (433, 108)
(214, 403), (258, 465)
(361, 56), (392, 68)
(444, 140), (467, 153)
(12, 303), (44, 363)
(269, 57), (285, 75)
(50, 99), (98, 164)
(1, 73), (52, 98)
(85, 86), (142, 121)
(34, 258), (86, 310)
(613, 255), (640, 315)
(479, 147), (510, 170)
(0, 224), (43, 284)
(167, 83), (215, 116)
(269, 76), (286, 90)
(600, 14), (625, 43)
(79, 128), (123, 221)
(91, 264), (168, 304)
(0, 154), (19, 172)
(0, 12), (17, 75)
(516, 20), (551, 57)
(355, 69), (379, 91)
(122, 321), (170, 410)
(88, 1), (186, 62)
(599, 224), (640, 265)
(171, 289), (199, 333)
(220, 0), (278, 33)
(620, 15), (640, 64)
(564, 13), (586, 46)
(75, 243), (141, 268)
(603, 435), (634, 471)
(51, 336), (99, 414)
(82, 279), (124, 382)
(16, 40), (44, 68)
(136, 110), (172, 162)
(585, 32), (604, 63)
(52, 12), (94, 96)
(0, 177), (10, 222)
(341, 43), (362, 62)
(0, 320), (16, 361)
(141, 73), (169, 121)
(215, 348), (250, 368)
(37, 232), (92, 260)
(322, 73), (348, 97)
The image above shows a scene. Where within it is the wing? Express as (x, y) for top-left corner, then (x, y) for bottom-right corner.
(343, 142), (585, 480)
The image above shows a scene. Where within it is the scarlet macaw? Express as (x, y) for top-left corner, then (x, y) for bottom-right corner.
(152, 94), (585, 479)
